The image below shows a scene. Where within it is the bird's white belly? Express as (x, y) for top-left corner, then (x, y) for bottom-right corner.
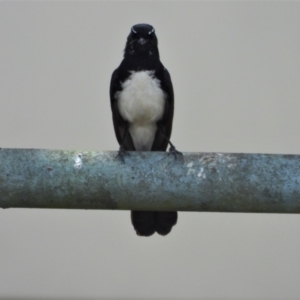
(117, 71), (165, 150)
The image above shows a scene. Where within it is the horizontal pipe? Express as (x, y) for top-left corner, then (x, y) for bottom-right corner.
(0, 148), (300, 213)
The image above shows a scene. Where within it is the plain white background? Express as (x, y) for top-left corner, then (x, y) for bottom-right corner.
(1, 1), (300, 299)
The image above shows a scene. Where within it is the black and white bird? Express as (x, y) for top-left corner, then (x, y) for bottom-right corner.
(110, 24), (180, 236)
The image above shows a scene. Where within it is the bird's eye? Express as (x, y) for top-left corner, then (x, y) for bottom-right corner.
(131, 28), (137, 36)
(148, 28), (155, 35)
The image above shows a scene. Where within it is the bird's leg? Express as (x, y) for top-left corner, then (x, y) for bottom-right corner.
(116, 125), (131, 163)
(157, 125), (183, 160)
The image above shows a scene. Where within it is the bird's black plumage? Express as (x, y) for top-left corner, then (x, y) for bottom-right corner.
(110, 24), (178, 236)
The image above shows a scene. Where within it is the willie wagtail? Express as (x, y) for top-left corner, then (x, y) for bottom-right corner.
(110, 24), (180, 236)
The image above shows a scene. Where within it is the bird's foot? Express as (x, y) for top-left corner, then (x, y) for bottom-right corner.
(168, 145), (183, 161)
(116, 146), (130, 163)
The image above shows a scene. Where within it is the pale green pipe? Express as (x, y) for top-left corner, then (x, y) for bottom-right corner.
(0, 148), (300, 213)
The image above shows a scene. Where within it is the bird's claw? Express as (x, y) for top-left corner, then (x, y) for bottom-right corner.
(168, 145), (183, 161)
(116, 146), (130, 163)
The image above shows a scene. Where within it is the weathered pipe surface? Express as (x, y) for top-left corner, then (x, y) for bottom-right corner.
(0, 148), (300, 213)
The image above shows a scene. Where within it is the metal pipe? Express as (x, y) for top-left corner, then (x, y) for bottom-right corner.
(0, 148), (300, 213)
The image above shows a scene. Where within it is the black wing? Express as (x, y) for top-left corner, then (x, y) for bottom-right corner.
(110, 68), (135, 150)
(151, 67), (174, 151)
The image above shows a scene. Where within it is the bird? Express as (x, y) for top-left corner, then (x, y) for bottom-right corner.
(110, 23), (180, 236)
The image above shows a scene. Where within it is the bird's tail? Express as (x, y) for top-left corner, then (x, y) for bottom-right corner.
(131, 211), (177, 237)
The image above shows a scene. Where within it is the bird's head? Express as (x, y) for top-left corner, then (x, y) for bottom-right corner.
(124, 24), (159, 58)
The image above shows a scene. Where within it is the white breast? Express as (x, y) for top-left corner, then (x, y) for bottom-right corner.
(116, 71), (165, 151)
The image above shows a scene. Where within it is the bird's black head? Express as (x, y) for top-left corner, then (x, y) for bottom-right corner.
(124, 24), (159, 58)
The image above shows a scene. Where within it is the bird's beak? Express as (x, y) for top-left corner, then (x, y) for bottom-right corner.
(138, 38), (147, 45)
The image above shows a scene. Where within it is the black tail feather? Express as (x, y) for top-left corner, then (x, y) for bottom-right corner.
(131, 211), (177, 237)
(155, 211), (178, 236)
